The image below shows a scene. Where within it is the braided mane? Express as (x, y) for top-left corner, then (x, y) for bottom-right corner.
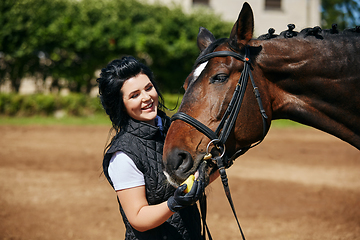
(257, 24), (360, 40)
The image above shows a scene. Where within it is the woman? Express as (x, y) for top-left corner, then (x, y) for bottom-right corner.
(97, 56), (205, 240)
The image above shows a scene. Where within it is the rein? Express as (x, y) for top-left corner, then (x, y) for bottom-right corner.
(171, 46), (268, 240)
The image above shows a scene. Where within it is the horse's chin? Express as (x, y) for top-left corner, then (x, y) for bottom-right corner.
(164, 160), (215, 189)
(196, 160), (214, 184)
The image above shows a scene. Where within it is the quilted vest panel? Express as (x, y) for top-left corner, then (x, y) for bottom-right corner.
(103, 112), (202, 240)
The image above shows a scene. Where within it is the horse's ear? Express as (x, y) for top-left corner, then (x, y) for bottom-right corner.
(197, 27), (216, 52)
(229, 2), (254, 49)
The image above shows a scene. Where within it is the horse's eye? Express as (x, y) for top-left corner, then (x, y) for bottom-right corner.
(210, 74), (229, 83)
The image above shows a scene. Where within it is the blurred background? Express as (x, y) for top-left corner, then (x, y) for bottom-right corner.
(0, 0), (359, 121)
(0, 1), (360, 240)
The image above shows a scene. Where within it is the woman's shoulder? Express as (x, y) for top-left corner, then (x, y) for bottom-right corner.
(106, 131), (135, 154)
(158, 110), (170, 129)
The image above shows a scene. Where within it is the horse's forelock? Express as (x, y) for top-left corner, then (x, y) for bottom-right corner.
(189, 38), (227, 86)
(195, 38), (228, 65)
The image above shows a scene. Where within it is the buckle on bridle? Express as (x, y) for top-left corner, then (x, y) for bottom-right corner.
(203, 138), (235, 169)
(204, 139), (226, 159)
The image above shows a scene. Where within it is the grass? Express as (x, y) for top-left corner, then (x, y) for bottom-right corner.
(0, 92), (306, 127)
(0, 114), (111, 126)
(270, 119), (306, 128)
(0, 113), (305, 128)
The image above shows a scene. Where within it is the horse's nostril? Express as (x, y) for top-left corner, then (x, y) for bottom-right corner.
(166, 149), (193, 179)
(178, 152), (188, 163)
(177, 151), (192, 171)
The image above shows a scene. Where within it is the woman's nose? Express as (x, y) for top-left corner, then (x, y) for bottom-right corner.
(141, 91), (151, 101)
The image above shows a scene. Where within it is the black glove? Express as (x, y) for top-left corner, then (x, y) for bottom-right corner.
(167, 180), (204, 212)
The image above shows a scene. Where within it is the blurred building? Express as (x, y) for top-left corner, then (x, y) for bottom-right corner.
(144, 0), (321, 37)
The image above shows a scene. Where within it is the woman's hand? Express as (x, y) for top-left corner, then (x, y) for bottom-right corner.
(117, 179), (205, 231)
(167, 180), (205, 212)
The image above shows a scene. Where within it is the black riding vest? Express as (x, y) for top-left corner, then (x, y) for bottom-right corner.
(102, 112), (202, 240)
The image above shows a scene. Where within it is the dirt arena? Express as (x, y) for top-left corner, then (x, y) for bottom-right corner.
(0, 125), (359, 240)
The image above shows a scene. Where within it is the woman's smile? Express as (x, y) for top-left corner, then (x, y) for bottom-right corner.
(121, 74), (159, 125)
(142, 101), (154, 111)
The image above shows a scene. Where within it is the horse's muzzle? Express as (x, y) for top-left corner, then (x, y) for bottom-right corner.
(163, 148), (194, 183)
(163, 148), (214, 188)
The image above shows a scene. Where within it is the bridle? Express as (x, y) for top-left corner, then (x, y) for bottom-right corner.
(171, 46), (269, 240)
(171, 46), (268, 167)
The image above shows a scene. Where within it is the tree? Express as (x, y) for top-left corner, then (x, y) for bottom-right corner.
(0, 0), (70, 92)
(322, 0), (360, 30)
(0, 0), (232, 93)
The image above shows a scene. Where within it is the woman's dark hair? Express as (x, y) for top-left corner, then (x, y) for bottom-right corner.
(97, 56), (164, 133)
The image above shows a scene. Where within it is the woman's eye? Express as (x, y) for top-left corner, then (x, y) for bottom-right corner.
(146, 85), (153, 91)
(210, 74), (229, 83)
(130, 93), (139, 99)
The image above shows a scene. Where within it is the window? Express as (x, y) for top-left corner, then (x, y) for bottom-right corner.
(193, 0), (209, 6)
(265, 0), (281, 10)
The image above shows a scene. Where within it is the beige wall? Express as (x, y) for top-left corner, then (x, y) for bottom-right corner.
(144, 0), (321, 37)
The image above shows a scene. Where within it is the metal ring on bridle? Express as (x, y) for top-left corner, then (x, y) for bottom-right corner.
(206, 139), (226, 159)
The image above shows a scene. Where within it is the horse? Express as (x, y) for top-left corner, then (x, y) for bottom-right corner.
(162, 2), (360, 187)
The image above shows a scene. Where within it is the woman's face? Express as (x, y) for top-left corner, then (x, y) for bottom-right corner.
(121, 74), (159, 125)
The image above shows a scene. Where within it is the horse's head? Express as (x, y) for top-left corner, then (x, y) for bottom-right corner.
(163, 2), (271, 187)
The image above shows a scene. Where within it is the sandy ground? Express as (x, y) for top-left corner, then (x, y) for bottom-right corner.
(0, 125), (359, 240)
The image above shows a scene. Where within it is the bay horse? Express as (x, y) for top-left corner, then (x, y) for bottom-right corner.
(163, 2), (360, 187)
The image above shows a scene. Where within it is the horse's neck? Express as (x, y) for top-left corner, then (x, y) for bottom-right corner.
(257, 37), (360, 105)
(258, 37), (360, 80)
(255, 37), (360, 149)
